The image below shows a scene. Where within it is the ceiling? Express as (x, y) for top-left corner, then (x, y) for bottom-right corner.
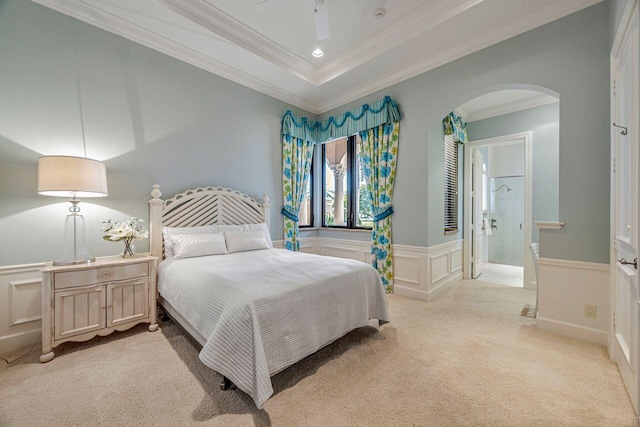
(33, 0), (601, 114)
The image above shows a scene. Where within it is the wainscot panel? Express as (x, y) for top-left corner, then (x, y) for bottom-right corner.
(0, 263), (44, 354)
(537, 257), (609, 346)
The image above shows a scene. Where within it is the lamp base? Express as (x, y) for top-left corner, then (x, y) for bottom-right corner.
(57, 208), (95, 266)
(53, 257), (96, 266)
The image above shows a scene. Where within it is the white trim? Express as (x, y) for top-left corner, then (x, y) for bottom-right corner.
(609, 0), (639, 415)
(611, 0), (639, 57)
(157, 0), (318, 84)
(466, 95), (558, 123)
(534, 221), (565, 230)
(314, 0), (484, 85)
(0, 330), (42, 355)
(9, 278), (43, 327)
(0, 263), (45, 274)
(30, 0), (318, 113)
(272, 237), (463, 302)
(538, 257), (609, 272)
(32, 0), (602, 114)
(536, 316), (608, 346)
(314, 0), (602, 113)
(464, 132), (534, 290)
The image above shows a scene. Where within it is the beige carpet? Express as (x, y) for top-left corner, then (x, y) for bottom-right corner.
(0, 279), (636, 426)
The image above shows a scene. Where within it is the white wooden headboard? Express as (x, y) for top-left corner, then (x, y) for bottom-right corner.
(148, 184), (271, 260)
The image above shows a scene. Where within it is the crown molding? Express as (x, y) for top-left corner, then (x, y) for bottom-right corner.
(315, 0), (484, 85)
(465, 94), (559, 123)
(454, 105), (470, 121)
(31, 0), (319, 113)
(315, 0), (602, 113)
(157, 0), (318, 84)
(32, 0), (603, 115)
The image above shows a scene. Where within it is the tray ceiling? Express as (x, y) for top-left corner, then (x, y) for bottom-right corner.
(32, 0), (602, 114)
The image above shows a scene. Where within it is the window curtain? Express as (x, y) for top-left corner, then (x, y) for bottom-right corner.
(443, 111), (468, 143)
(281, 96), (401, 292)
(281, 134), (315, 251)
(358, 122), (399, 293)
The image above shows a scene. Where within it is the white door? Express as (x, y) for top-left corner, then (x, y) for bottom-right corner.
(472, 149), (484, 278)
(612, 3), (639, 416)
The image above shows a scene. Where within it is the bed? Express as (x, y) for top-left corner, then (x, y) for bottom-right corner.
(148, 185), (390, 408)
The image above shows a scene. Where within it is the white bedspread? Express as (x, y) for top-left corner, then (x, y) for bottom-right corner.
(157, 248), (389, 408)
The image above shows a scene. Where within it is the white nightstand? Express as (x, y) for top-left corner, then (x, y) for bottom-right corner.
(40, 254), (158, 363)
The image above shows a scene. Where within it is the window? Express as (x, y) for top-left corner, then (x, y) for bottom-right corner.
(444, 134), (459, 232)
(322, 135), (372, 229)
(298, 158), (314, 227)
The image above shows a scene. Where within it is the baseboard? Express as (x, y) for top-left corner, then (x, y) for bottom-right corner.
(0, 329), (41, 355)
(536, 316), (608, 346)
(394, 285), (429, 300)
(427, 271), (463, 301)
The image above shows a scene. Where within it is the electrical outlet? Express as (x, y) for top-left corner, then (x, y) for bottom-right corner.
(584, 304), (596, 318)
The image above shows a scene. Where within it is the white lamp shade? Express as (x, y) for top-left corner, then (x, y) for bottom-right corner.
(38, 156), (108, 198)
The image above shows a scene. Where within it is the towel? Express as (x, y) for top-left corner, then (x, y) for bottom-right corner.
(482, 218), (492, 235)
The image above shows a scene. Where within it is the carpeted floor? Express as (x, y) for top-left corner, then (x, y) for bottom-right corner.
(0, 279), (636, 426)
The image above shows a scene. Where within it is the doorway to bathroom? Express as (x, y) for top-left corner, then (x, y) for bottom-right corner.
(463, 132), (533, 289)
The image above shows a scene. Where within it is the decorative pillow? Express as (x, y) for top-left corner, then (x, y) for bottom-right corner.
(172, 233), (228, 259)
(163, 225), (215, 257)
(224, 230), (270, 253)
(212, 223), (273, 248)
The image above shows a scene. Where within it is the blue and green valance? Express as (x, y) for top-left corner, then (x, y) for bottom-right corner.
(282, 96), (401, 144)
(443, 111), (468, 144)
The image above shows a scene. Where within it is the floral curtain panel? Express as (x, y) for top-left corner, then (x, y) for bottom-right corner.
(281, 134), (315, 251)
(443, 111), (468, 143)
(358, 122), (399, 293)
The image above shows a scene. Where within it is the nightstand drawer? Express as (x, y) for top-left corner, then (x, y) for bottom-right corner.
(54, 262), (149, 289)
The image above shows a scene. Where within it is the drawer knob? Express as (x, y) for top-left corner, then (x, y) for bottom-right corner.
(102, 272), (111, 278)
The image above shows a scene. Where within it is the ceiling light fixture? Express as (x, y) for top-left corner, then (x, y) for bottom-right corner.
(312, 48), (324, 58)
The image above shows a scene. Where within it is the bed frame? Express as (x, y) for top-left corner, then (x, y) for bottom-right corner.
(148, 184), (271, 390)
(148, 184), (271, 261)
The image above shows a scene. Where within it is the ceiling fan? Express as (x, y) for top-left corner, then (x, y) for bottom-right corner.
(252, 0), (330, 41)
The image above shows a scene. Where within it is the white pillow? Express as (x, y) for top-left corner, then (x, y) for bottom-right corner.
(224, 230), (270, 253)
(172, 233), (228, 259)
(212, 223), (273, 248)
(163, 225), (214, 257)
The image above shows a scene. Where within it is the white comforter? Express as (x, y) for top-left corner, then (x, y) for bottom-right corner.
(158, 248), (389, 408)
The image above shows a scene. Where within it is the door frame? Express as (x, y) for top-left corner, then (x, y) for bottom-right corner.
(609, 0), (639, 419)
(463, 131), (534, 290)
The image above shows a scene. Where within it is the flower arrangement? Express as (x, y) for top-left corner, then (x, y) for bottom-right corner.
(102, 217), (149, 257)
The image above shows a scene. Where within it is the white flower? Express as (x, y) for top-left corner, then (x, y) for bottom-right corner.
(102, 217), (149, 242)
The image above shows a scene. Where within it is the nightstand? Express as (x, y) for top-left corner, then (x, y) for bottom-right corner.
(40, 255), (158, 362)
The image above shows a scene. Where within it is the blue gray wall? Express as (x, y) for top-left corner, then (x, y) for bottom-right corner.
(0, 0), (312, 266)
(319, 3), (610, 263)
(467, 103), (560, 242)
(0, 1), (613, 265)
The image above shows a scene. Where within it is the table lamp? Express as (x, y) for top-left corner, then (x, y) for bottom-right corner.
(38, 156), (108, 265)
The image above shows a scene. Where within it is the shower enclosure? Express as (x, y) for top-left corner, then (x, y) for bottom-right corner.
(488, 176), (524, 267)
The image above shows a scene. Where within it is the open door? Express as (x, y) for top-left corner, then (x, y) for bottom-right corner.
(611, 1), (639, 417)
(471, 148), (484, 279)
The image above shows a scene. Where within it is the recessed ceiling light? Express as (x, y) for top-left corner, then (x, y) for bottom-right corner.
(312, 48), (324, 58)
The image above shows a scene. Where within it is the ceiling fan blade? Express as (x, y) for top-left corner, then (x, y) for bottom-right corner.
(315, 1), (330, 40)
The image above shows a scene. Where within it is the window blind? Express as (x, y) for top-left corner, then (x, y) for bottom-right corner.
(444, 134), (459, 232)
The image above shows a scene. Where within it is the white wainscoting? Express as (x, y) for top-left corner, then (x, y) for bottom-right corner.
(536, 257), (610, 346)
(0, 263), (44, 354)
(274, 238), (463, 301)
